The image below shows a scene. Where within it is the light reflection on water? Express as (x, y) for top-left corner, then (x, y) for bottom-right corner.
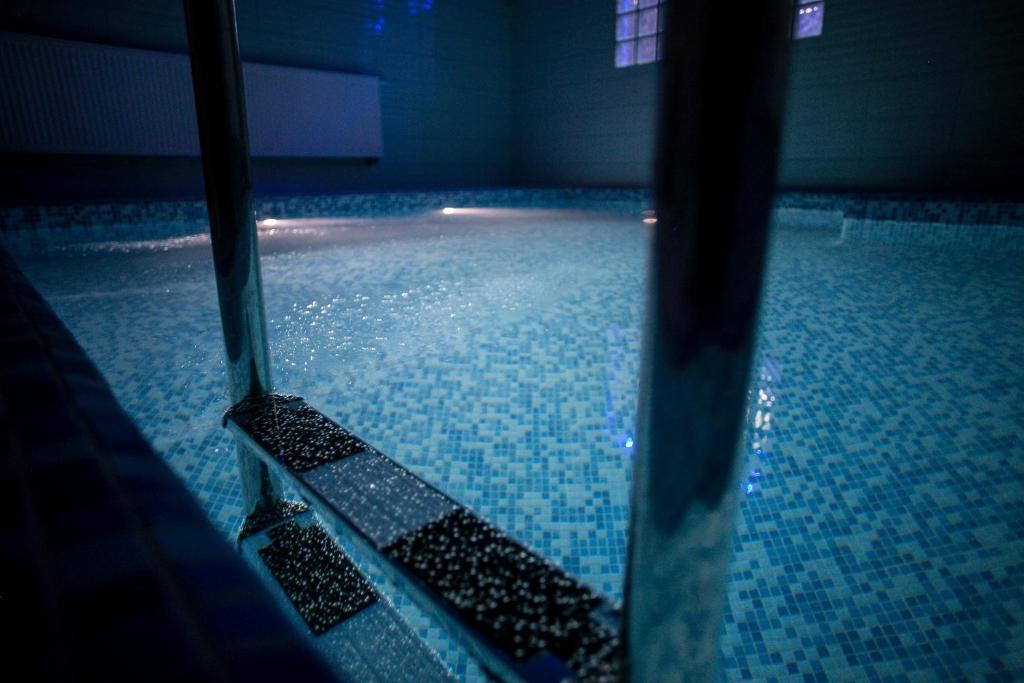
(744, 357), (781, 497)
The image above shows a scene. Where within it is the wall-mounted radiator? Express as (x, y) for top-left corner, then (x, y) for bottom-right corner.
(0, 31), (382, 158)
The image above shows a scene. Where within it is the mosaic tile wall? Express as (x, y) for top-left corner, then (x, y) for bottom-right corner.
(9, 194), (1024, 681)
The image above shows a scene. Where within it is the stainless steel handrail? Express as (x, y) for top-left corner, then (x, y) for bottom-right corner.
(183, 0), (282, 519)
(623, 1), (793, 681)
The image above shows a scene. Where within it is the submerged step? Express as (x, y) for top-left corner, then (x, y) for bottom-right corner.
(259, 521), (377, 634)
(225, 394), (623, 683)
(238, 504), (456, 683)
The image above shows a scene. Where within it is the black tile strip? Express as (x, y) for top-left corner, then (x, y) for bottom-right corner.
(224, 394), (370, 472)
(384, 509), (622, 681)
(259, 522), (377, 635)
(237, 499), (310, 541)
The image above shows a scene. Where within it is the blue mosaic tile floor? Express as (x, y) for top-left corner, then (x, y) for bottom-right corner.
(15, 207), (1024, 681)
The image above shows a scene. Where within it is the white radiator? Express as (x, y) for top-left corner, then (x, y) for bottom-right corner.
(0, 31), (382, 158)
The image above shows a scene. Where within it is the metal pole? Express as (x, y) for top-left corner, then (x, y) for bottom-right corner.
(624, 1), (792, 680)
(183, 0), (281, 518)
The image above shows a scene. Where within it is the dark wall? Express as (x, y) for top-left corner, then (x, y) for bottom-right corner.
(0, 155), (386, 204)
(0, 0), (513, 204)
(511, 0), (1024, 195)
(781, 0), (1024, 193)
(3, 0), (1023, 203)
(510, 0), (658, 187)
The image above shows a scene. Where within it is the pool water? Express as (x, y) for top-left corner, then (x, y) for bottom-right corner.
(16, 207), (1023, 681)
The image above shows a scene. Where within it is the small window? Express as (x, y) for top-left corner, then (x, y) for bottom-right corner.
(615, 0), (667, 68)
(616, 1), (825, 67)
(793, 0), (825, 39)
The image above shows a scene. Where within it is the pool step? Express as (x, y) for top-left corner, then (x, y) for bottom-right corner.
(237, 502), (456, 683)
(258, 521), (377, 634)
(225, 394), (623, 683)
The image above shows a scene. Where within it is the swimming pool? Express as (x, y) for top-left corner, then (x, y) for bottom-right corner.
(12, 201), (1024, 681)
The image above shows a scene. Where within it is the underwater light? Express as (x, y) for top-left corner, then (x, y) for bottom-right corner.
(442, 207), (456, 215)
(260, 218), (279, 226)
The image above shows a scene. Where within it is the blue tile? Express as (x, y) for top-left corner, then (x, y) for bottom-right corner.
(7, 190), (1023, 681)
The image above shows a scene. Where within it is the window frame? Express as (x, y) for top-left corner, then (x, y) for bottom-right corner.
(614, 0), (667, 69)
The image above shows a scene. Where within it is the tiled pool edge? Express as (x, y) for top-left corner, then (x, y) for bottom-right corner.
(3, 188), (1023, 255)
(838, 218), (1024, 251)
(771, 208), (1024, 252)
(0, 189), (650, 233)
